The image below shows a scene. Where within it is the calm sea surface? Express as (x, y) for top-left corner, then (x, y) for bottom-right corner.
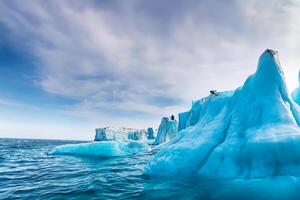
(1, 138), (300, 200)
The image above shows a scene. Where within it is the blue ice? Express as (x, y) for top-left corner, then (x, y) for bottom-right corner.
(145, 49), (300, 179)
(50, 141), (150, 157)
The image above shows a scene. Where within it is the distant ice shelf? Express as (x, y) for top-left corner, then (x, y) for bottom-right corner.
(50, 127), (156, 157)
(94, 127), (147, 141)
(94, 127), (157, 142)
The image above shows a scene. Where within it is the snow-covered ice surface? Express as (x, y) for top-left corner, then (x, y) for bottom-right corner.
(49, 140), (150, 157)
(145, 50), (300, 180)
(154, 118), (178, 145)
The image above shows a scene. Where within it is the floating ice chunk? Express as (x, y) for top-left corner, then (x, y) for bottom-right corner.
(50, 141), (132, 157)
(50, 140), (151, 157)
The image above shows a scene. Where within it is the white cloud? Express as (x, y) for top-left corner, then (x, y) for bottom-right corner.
(0, 0), (300, 128)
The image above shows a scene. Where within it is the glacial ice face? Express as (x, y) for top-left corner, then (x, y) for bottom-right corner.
(178, 92), (233, 131)
(154, 118), (178, 145)
(145, 50), (300, 179)
(291, 70), (300, 106)
(178, 111), (190, 131)
(178, 100), (202, 131)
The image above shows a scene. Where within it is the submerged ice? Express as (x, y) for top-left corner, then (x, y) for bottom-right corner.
(145, 49), (300, 179)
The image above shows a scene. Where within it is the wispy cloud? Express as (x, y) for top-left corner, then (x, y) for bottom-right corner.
(1, 0), (300, 125)
(0, 98), (28, 108)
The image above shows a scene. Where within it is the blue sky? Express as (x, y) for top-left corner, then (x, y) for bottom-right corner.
(0, 0), (300, 140)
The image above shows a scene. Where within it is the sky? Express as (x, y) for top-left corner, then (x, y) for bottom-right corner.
(0, 0), (300, 140)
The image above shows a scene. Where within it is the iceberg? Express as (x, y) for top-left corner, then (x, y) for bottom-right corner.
(50, 140), (151, 157)
(154, 117), (178, 145)
(49, 141), (132, 157)
(94, 127), (146, 141)
(291, 70), (300, 106)
(51, 127), (151, 157)
(145, 49), (300, 179)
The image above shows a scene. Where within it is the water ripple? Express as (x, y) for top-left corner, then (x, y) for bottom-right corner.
(0, 139), (151, 200)
(2, 138), (300, 200)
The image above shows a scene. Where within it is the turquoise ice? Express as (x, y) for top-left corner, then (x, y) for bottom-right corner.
(50, 141), (132, 157)
(50, 140), (150, 157)
(145, 50), (300, 179)
(154, 117), (178, 145)
(292, 70), (300, 106)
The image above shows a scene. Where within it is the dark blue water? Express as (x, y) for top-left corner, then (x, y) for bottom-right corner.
(1, 138), (300, 200)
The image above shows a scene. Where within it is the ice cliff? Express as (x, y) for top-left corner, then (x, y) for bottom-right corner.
(145, 49), (300, 179)
(178, 92), (233, 131)
(154, 117), (178, 145)
(292, 70), (300, 106)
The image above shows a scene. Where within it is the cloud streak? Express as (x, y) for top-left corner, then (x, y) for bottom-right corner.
(1, 0), (300, 127)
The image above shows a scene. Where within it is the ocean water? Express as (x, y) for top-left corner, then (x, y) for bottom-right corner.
(1, 138), (300, 200)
